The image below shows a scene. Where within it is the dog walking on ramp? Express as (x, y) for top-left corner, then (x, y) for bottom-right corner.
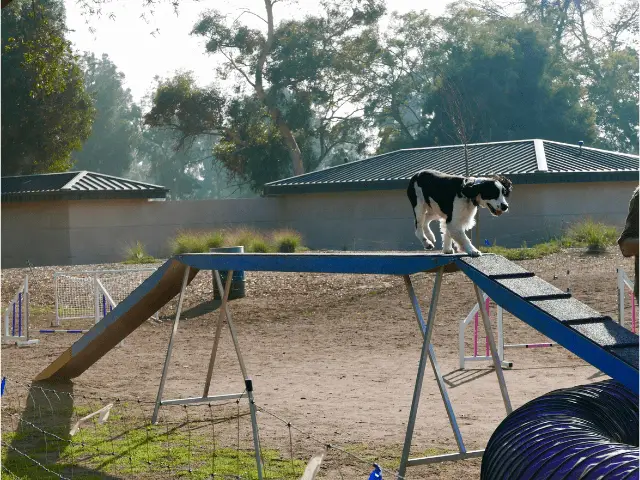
(407, 169), (512, 257)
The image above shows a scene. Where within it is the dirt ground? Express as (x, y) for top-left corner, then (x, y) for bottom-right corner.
(1, 248), (637, 479)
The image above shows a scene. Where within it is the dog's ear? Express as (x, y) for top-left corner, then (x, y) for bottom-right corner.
(498, 175), (513, 195)
(461, 178), (482, 199)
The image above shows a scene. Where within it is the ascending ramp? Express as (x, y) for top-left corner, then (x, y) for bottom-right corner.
(456, 255), (639, 394)
(35, 259), (199, 381)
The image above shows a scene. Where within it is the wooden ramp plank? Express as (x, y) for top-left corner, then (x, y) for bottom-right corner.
(35, 259), (198, 381)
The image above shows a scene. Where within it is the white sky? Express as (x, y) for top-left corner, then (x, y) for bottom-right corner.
(64, 0), (454, 103)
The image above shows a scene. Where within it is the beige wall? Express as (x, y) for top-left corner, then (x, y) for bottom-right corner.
(2, 201), (72, 268)
(2, 181), (636, 267)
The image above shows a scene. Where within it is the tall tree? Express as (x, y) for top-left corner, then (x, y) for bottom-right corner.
(475, 0), (639, 152)
(2, 0), (94, 174)
(189, 0), (384, 175)
(72, 53), (139, 176)
(371, 8), (598, 153)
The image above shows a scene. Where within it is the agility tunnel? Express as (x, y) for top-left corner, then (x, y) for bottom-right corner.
(481, 379), (639, 480)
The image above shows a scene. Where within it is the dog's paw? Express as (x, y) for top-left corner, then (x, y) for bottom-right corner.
(467, 249), (482, 257)
(443, 248), (454, 254)
(423, 241), (435, 250)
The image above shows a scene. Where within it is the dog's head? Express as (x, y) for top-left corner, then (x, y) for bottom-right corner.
(462, 175), (512, 216)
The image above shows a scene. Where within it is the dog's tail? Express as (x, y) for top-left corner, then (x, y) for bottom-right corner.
(407, 175), (418, 229)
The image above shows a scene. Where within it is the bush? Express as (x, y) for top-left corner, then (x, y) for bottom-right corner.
(223, 228), (264, 250)
(171, 231), (209, 254)
(564, 219), (619, 251)
(248, 239), (271, 253)
(169, 227), (306, 254)
(272, 229), (303, 253)
(123, 241), (157, 264)
(205, 231), (224, 249)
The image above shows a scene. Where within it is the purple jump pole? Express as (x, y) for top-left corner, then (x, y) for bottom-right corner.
(12, 302), (16, 337)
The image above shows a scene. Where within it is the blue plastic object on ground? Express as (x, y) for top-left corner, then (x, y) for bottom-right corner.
(368, 463), (382, 479)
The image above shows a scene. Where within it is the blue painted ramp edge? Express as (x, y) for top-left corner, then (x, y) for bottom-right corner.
(176, 252), (462, 275)
(456, 257), (639, 394)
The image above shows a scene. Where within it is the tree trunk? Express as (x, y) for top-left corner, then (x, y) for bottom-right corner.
(253, 0), (305, 176)
(276, 118), (305, 176)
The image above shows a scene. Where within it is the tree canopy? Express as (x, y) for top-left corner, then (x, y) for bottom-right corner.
(3, 0), (637, 194)
(2, 0), (95, 175)
(72, 53), (139, 176)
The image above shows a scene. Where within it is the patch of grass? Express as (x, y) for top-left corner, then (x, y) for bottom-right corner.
(123, 241), (156, 264)
(2, 414), (306, 480)
(170, 231), (209, 254)
(247, 238), (271, 253)
(564, 218), (619, 251)
(480, 240), (563, 260)
(272, 229), (303, 253)
(204, 231), (225, 250)
(169, 227), (306, 254)
(223, 228), (264, 250)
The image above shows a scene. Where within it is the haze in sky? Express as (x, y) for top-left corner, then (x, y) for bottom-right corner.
(64, 0), (454, 103)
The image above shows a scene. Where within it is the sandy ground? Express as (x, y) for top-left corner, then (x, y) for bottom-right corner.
(1, 248), (636, 479)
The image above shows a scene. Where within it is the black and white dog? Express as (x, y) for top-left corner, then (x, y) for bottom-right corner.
(407, 170), (512, 257)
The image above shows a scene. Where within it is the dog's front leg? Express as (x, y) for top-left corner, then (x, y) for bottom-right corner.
(448, 226), (482, 257)
(441, 222), (454, 254)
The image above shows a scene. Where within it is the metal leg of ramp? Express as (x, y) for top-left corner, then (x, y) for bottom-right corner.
(398, 268), (512, 478)
(151, 267), (264, 479)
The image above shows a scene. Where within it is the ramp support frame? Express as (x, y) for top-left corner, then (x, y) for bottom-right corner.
(398, 269), (512, 478)
(152, 266), (264, 480)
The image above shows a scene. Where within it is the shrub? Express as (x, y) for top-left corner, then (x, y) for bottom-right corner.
(564, 219), (619, 251)
(223, 228), (264, 249)
(248, 239), (270, 253)
(123, 241), (156, 264)
(205, 231), (224, 249)
(272, 229), (303, 253)
(171, 231), (208, 254)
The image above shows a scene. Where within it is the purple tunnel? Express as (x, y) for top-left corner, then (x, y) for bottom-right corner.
(481, 380), (639, 480)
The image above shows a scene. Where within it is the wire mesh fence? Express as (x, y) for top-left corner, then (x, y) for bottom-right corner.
(0, 378), (401, 480)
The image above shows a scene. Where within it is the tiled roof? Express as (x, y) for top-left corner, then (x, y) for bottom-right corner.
(1, 171), (168, 202)
(264, 139), (639, 195)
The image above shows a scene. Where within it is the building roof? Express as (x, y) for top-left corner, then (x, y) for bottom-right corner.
(1, 171), (168, 202)
(263, 139), (639, 195)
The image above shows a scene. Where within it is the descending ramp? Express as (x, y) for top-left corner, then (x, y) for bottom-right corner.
(456, 254), (639, 394)
(35, 259), (199, 381)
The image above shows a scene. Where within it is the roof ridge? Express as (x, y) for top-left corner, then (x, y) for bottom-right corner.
(85, 171), (167, 189)
(61, 171), (89, 190)
(543, 140), (640, 158)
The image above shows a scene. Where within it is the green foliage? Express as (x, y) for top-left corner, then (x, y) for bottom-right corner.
(1, 0), (95, 175)
(170, 228), (305, 254)
(480, 241), (563, 260)
(272, 229), (303, 253)
(72, 53), (139, 176)
(564, 219), (620, 250)
(171, 231), (210, 254)
(144, 71), (227, 146)
(374, 10), (598, 152)
(480, 219), (620, 259)
(123, 241), (157, 264)
(248, 238), (271, 253)
(1, 418), (306, 479)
